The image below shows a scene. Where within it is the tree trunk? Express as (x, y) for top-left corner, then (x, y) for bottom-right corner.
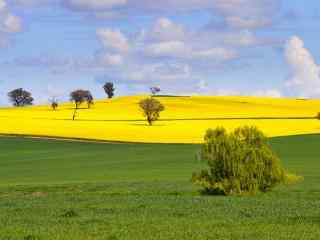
(72, 105), (78, 120)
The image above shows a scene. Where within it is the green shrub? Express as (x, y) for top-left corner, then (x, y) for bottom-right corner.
(192, 126), (302, 196)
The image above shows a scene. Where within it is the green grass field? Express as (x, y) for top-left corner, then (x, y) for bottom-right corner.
(0, 135), (319, 239)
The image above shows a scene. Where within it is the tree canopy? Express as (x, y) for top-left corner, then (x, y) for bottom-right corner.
(139, 98), (165, 125)
(70, 90), (94, 109)
(103, 82), (115, 99)
(8, 88), (34, 107)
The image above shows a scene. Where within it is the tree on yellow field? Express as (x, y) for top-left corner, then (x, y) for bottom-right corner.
(50, 97), (59, 111)
(8, 88), (34, 107)
(192, 126), (303, 196)
(70, 90), (94, 120)
(103, 82), (115, 99)
(139, 98), (165, 125)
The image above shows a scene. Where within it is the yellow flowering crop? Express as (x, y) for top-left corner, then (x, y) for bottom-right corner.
(0, 95), (319, 143)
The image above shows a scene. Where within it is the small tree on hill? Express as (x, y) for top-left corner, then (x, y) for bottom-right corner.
(49, 97), (59, 111)
(150, 87), (161, 96)
(70, 90), (93, 109)
(103, 82), (115, 99)
(70, 90), (94, 120)
(317, 112), (320, 120)
(8, 88), (34, 107)
(51, 100), (58, 111)
(139, 98), (165, 125)
(192, 126), (302, 196)
(86, 93), (94, 108)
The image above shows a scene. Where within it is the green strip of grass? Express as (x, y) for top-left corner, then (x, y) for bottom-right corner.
(0, 137), (200, 185)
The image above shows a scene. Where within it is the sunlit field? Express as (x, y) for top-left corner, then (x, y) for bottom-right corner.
(0, 95), (319, 143)
(0, 135), (319, 239)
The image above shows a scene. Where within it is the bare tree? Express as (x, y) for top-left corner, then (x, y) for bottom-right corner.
(8, 88), (34, 107)
(139, 98), (165, 125)
(70, 90), (94, 120)
(49, 97), (59, 110)
(103, 82), (115, 99)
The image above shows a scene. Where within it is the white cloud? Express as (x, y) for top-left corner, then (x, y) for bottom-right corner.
(96, 28), (129, 53)
(212, 0), (279, 29)
(99, 53), (124, 66)
(285, 36), (320, 97)
(3, 14), (21, 33)
(253, 89), (282, 98)
(149, 18), (186, 42)
(223, 30), (258, 47)
(11, 0), (54, 6)
(144, 41), (237, 62)
(0, 0), (22, 34)
(145, 41), (188, 58)
(63, 0), (127, 11)
(0, 0), (6, 9)
(192, 47), (237, 61)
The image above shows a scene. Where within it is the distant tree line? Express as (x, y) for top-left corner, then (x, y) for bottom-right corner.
(7, 83), (166, 124)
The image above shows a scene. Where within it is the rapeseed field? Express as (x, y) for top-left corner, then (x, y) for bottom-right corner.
(0, 96), (319, 143)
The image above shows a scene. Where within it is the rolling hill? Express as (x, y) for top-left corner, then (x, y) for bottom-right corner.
(0, 95), (319, 143)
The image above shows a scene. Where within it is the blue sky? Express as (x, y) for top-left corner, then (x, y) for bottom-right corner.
(0, 0), (319, 105)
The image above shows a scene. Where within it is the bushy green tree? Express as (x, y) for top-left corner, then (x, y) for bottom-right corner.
(192, 126), (301, 196)
(139, 98), (165, 125)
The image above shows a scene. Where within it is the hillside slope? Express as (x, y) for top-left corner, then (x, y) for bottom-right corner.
(0, 96), (319, 143)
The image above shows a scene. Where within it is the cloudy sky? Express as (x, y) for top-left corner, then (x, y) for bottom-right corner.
(0, 0), (319, 105)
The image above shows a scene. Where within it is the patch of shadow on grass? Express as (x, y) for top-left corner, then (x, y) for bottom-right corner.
(61, 209), (78, 218)
(24, 235), (40, 240)
(107, 235), (119, 240)
(287, 216), (320, 225)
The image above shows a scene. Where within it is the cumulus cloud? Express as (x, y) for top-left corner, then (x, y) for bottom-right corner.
(96, 28), (129, 53)
(212, 0), (279, 29)
(12, 0), (280, 31)
(285, 36), (320, 97)
(144, 41), (188, 58)
(0, 0), (22, 48)
(6, 0), (283, 98)
(148, 18), (186, 42)
(0, 0), (22, 33)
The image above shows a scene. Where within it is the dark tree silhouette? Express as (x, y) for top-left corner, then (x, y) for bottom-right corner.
(49, 97), (59, 111)
(150, 87), (161, 96)
(139, 98), (165, 125)
(8, 88), (34, 107)
(103, 82), (115, 99)
(70, 90), (94, 120)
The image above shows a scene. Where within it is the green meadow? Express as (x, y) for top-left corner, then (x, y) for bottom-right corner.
(0, 135), (319, 239)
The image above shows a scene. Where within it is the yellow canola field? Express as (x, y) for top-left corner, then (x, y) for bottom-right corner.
(0, 95), (319, 143)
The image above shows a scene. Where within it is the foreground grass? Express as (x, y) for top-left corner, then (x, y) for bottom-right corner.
(0, 135), (319, 239)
